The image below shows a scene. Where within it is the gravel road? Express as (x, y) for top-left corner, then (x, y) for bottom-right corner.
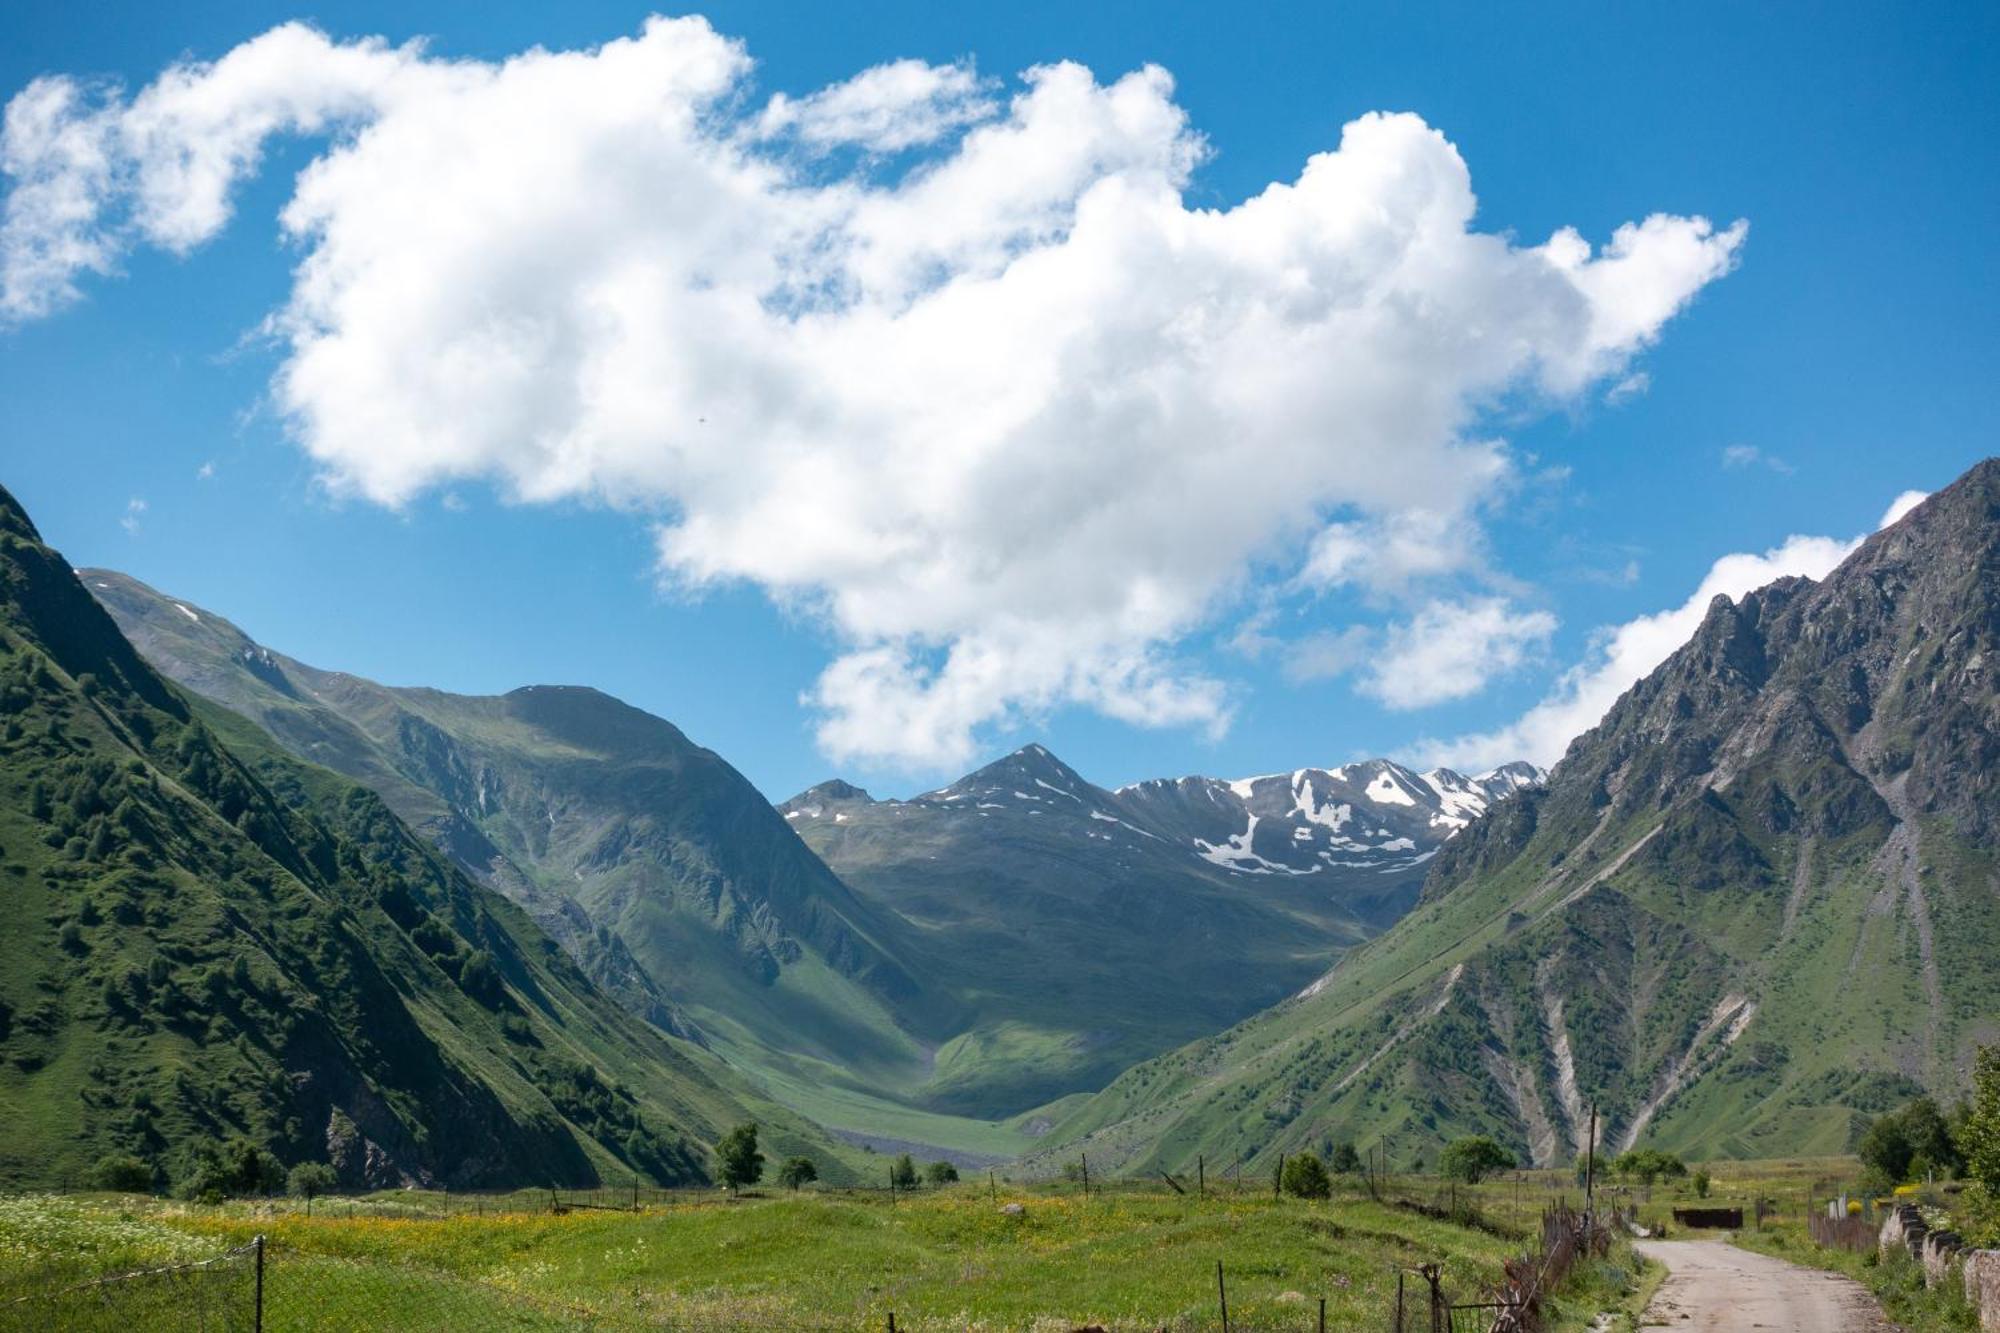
(1635, 1239), (1893, 1331)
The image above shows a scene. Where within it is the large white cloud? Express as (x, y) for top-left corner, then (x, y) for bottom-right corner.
(1, 17), (1746, 769)
(1417, 490), (1931, 772)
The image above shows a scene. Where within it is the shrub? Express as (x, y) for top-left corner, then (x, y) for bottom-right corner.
(1692, 1169), (1711, 1198)
(890, 1154), (919, 1190)
(1439, 1136), (1515, 1184)
(924, 1160), (959, 1186)
(1328, 1142), (1362, 1174)
(1281, 1152), (1333, 1200)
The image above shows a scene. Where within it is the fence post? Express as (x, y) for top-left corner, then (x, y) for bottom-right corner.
(1395, 1269), (1405, 1333)
(1274, 1154), (1284, 1201)
(1080, 1154), (1089, 1198)
(1216, 1259), (1229, 1332)
(253, 1233), (265, 1333)
(887, 1313), (896, 1332)
(1198, 1154), (1205, 1197)
(1317, 1294), (1326, 1332)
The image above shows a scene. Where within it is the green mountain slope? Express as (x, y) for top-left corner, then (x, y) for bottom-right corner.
(0, 485), (854, 1189)
(1023, 458), (2000, 1175)
(84, 570), (947, 1122)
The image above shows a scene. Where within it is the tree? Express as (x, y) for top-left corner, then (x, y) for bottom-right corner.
(715, 1123), (764, 1192)
(287, 1162), (339, 1212)
(1692, 1169), (1711, 1199)
(93, 1153), (154, 1193)
(1328, 1142), (1362, 1175)
(1612, 1149), (1687, 1187)
(776, 1156), (818, 1191)
(1860, 1096), (1963, 1186)
(1438, 1136), (1515, 1184)
(1281, 1152), (1333, 1200)
(924, 1160), (959, 1186)
(890, 1154), (919, 1190)
(1961, 1046), (2000, 1194)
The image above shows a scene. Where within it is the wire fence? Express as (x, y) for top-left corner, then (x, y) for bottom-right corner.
(0, 1235), (262, 1332)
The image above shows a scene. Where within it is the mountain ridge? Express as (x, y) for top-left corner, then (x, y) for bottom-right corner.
(1015, 458), (2000, 1176)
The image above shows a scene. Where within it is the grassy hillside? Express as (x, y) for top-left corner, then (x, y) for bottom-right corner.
(0, 484), (857, 1190)
(1021, 459), (2000, 1177)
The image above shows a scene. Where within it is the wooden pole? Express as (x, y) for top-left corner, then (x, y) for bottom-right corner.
(253, 1234), (265, 1333)
(1080, 1154), (1089, 1198)
(1318, 1295), (1326, 1332)
(1198, 1154), (1205, 1197)
(1584, 1103), (1597, 1221)
(1216, 1259), (1229, 1332)
(1274, 1154), (1284, 1201)
(989, 1169), (996, 1203)
(1395, 1270), (1405, 1333)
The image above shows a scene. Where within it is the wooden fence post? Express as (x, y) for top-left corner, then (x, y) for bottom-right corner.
(1216, 1259), (1229, 1332)
(1198, 1154), (1205, 1197)
(253, 1234), (265, 1333)
(1274, 1154), (1284, 1201)
(1080, 1154), (1089, 1198)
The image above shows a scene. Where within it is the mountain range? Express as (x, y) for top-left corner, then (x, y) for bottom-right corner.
(88, 573), (1535, 1145)
(27, 454), (1997, 1185)
(1017, 458), (2000, 1176)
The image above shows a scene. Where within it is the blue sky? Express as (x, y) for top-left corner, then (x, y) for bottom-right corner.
(2, 1), (1994, 799)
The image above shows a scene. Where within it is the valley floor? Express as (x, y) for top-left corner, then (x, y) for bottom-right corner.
(0, 1184), (1635, 1331)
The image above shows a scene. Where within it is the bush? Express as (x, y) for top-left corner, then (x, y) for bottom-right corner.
(776, 1156), (818, 1191)
(1328, 1143), (1362, 1174)
(890, 1154), (919, 1190)
(1439, 1136), (1515, 1184)
(924, 1160), (959, 1186)
(1693, 1169), (1711, 1198)
(715, 1123), (764, 1191)
(92, 1153), (155, 1193)
(1281, 1152), (1333, 1199)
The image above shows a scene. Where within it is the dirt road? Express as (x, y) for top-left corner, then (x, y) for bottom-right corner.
(1635, 1239), (1893, 1331)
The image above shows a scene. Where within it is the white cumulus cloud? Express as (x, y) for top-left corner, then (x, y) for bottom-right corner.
(1, 17), (1747, 769)
(1362, 598), (1557, 709)
(1417, 489), (1931, 771)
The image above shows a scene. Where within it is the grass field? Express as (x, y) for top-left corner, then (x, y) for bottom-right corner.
(0, 1176), (1651, 1331)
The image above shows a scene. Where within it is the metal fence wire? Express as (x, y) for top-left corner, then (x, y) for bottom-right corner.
(0, 1235), (262, 1333)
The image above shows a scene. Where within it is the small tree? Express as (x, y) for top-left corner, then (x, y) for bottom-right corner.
(287, 1162), (338, 1213)
(1438, 1136), (1515, 1184)
(890, 1154), (919, 1190)
(1328, 1142), (1362, 1175)
(1692, 1169), (1711, 1199)
(776, 1156), (818, 1191)
(1281, 1152), (1333, 1200)
(924, 1160), (959, 1186)
(715, 1123), (764, 1192)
